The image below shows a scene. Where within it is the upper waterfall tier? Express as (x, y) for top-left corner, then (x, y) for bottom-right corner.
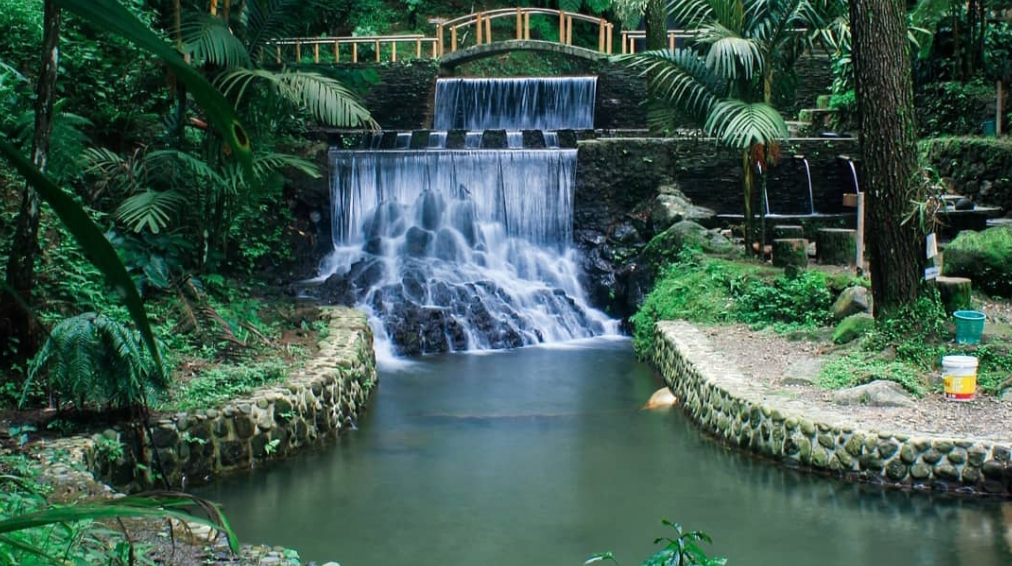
(432, 76), (597, 131)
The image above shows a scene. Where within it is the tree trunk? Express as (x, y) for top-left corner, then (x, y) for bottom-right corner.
(0, 1), (61, 370)
(644, 0), (666, 51)
(850, 0), (922, 316)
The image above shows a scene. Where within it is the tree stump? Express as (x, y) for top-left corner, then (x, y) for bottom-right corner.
(933, 276), (973, 313)
(772, 238), (809, 268)
(816, 228), (858, 266)
(773, 225), (805, 239)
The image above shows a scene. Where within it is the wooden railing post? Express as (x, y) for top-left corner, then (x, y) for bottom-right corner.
(295, 40), (301, 62)
(275, 44), (281, 64)
(436, 24), (443, 56)
(334, 40), (340, 62)
(524, 12), (531, 39)
(431, 40), (437, 57)
(314, 43), (320, 63)
(415, 38), (421, 58)
(607, 24), (613, 54)
(375, 39), (380, 62)
(451, 26), (457, 52)
(668, 31), (675, 50)
(598, 19), (605, 52)
(392, 42), (397, 61)
(476, 13), (483, 44)
(352, 42), (358, 63)
(516, 8), (522, 40)
(210, 0), (217, 15)
(485, 13), (492, 43)
(566, 15), (573, 44)
(559, 11), (565, 44)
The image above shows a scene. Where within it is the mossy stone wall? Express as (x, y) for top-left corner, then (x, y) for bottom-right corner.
(652, 320), (1012, 496)
(921, 137), (1012, 212)
(43, 307), (378, 492)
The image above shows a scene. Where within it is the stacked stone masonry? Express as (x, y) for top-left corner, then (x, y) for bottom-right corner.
(652, 321), (1012, 496)
(39, 307), (377, 492)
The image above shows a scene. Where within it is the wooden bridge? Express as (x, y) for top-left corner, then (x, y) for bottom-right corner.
(252, 7), (688, 66)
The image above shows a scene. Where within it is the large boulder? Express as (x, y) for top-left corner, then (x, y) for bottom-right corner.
(943, 225), (1012, 297)
(831, 380), (916, 408)
(649, 187), (717, 233)
(832, 313), (875, 344)
(831, 286), (872, 321)
(641, 220), (734, 269)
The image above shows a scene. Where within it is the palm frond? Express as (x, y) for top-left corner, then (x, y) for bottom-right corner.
(218, 68), (375, 128)
(704, 99), (787, 149)
(616, 48), (721, 122)
(704, 33), (762, 80)
(145, 149), (225, 185)
(668, 0), (716, 31)
(244, 0), (304, 55)
(116, 190), (187, 234)
(251, 152), (321, 180)
(182, 14), (251, 69)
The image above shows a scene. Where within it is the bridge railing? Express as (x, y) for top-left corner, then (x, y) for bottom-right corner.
(265, 35), (439, 64)
(619, 29), (696, 54)
(435, 8), (614, 56)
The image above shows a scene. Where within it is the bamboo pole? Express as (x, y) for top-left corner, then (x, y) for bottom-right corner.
(516, 8), (522, 39)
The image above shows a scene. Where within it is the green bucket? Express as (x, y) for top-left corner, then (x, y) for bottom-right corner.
(953, 310), (986, 344)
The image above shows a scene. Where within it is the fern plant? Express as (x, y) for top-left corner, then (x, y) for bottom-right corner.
(26, 313), (167, 410)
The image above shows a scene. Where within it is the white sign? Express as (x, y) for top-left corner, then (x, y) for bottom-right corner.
(926, 233), (938, 259)
(924, 266), (941, 280)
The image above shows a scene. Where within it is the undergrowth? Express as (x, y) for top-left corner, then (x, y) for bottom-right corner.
(162, 359), (292, 412)
(631, 249), (836, 358)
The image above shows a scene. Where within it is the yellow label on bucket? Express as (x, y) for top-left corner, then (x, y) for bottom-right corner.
(943, 374), (977, 401)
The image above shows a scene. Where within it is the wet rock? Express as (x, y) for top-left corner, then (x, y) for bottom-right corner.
(831, 286), (872, 321)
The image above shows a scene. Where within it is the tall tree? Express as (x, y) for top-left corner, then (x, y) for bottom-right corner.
(1, 1), (61, 369)
(850, 0), (922, 314)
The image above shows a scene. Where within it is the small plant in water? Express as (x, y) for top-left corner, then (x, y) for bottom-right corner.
(586, 520), (726, 566)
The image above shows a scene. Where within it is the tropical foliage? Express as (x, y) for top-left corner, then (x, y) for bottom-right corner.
(616, 0), (839, 251)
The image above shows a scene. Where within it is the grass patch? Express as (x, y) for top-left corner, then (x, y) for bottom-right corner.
(817, 353), (927, 397)
(161, 359), (292, 411)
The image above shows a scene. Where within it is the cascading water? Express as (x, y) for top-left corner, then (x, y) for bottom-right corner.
(432, 76), (596, 131)
(319, 77), (613, 357)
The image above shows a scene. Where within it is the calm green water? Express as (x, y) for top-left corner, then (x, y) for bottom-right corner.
(197, 338), (1012, 566)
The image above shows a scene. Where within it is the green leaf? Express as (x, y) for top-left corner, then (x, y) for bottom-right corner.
(116, 189), (186, 233)
(218, 68), (374, 128)
(52, 0), (252, 170)
(558, 0), (583, 13)
(0, 137), (164, 380)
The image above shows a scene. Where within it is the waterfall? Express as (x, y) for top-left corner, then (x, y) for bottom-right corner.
(432, 77), (597, 131)
(320, 77), (612, 356)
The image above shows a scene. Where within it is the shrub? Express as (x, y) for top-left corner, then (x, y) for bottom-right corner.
(914, 79), (994, 138)
(166, 359), (290, 411)
(943, 225), (1012, 298)
(735, 270), (834, 331)
(26, 313), (166, 410)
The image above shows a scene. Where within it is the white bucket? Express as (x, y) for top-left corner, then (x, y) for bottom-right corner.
(941, 355), (978, 401)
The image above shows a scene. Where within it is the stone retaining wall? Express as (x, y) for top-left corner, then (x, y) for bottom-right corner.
(652, 320), (1012, 496)
(40, 307), (377, 492)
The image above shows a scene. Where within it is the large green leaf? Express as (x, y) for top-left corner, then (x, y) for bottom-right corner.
(0, 491), (239, 554)
(182, 14), (252, 69)
(704, 99), (788, 148)
(116, 189), (187, 233)
(0, 137), (164, 379)
(219, 68), (375, 128)
(52, 0), (252, 170)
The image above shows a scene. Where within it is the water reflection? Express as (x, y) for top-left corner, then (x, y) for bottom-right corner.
(196, 339), (1011, 566)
